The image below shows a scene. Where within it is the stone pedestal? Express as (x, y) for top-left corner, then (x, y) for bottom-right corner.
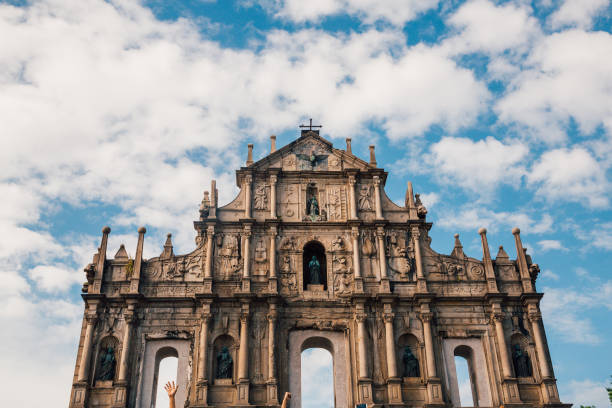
(425, 378), (444, 407)
(541, 378), (561, 404)
(202, 277), (212, 293)
(70, 383), (88, 408)
(307, 284), (324, 292)
(501, 378), (522, 405)
(268, 277), (277, 293)
(387, 377), (402, 404)
(380, 277), (390, 293)
(241, 278), (251, 293)
(236, 379), (250, 405)
(111, 383), (127, 408)
(266, 379), (278, 405)
(358, 378), (374, 404)
(354, 277), (364, 293)
(192, 380), (208, 407)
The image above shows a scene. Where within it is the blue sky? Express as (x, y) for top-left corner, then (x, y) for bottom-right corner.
(0, 0), (611, 406)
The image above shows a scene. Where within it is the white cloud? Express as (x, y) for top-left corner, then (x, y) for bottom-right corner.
(254, 0), (439, 26)
(418, 192), (439, 209)
(427, 136), (527, 194)
(528, 147), (609, 208)
(444, 0), (540, 55)
(540, 269), (559, 281)
(301, 348), (334, 408)
(541, 282), (612, 344)
(436, 207), (554, 238)
(28, 264), (82, 293)
(537, 239), (565, 251)
(549, 0), (609, 29)
(497, 29), (612, 142)
(561, 379), (611, 407)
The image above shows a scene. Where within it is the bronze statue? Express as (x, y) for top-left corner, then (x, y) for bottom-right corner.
(306, 195), (319, 216)
(402, 347), (419, 377)
(96, 346), (116, 381)
(308, 255), (321, 285)
(216, 346), (233, 379)
(512, 344), (532, 377)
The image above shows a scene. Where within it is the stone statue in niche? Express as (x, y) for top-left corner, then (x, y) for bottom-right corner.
(253, 184), (268, 210)
(216, 346), (233, 379)
(358, 184), (372, 211)
(332, 236), (345, 251)
(512, 344), (532, 377)
(306, 195), (319, 217)
(402, 347), (420, 377)
(308, 255), (321, 285)
(254, 239), (268, 276)
(96, 346), (116, 381)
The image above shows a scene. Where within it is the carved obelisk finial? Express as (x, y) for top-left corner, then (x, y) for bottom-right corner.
(270, 135), (276, 153)
(246, 144), (254, 166)
(479, 227), (499, 293)
(346, 138), (352, 154)
(369, 145), (377, 166)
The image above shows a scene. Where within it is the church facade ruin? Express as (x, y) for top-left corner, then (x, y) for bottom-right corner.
(69, 130), (570, 408)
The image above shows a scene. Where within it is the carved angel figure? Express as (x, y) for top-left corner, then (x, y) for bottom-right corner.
(253, 184), (267, 210)
(358, 184), (372, 210)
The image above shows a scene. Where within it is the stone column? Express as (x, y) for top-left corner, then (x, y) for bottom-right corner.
(129, 226), (146, 294)
(376, 226), (390, 292)
(268, 226), (277, 293)
(269, 174), (277, 219)
(357, 316), (368, 378)
(420, 312), (436, 378)
(351, 227), (363, 292)
(242, 227), (251, 292)
(348, 175), (357, 219)
(244, 174), (253, 219)
(266, 304), (279, 404)
(356, 310), (373, 404)
(373, 176), (383, 220)
(204, 225), (214, 282)
(117, 309), (135, 382)
(492, 312), (512, 378)
(77, 307), (97, 382)
(384, 310), (402, 404)
(197, 315), (211, 382)
(412, 226), (427, 292)
(529, 311), (551, 379)
(237, 304), (250, 405)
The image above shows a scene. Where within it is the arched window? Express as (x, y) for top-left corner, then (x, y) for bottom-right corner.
(213, 334), (235, 383)
(94, 336), (119, 383)
(301, 338), (334, 408)
(454, 346), (477, 407)
(152, 347), (178, 408)
(303, 241), (327, 290)
(397, 333), (421, 378)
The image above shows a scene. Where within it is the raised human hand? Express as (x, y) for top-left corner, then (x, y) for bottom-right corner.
(164, 381), (178, 397)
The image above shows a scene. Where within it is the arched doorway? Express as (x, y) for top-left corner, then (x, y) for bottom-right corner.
(303, 241), (327, 290)
(152, 348), (178, 408)
(301, 347), (333, 408)
(454, 349), (475, 407)
(288, 331), (349, 408)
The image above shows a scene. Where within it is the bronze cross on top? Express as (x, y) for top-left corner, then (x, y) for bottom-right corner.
(299, 118), (322, 131)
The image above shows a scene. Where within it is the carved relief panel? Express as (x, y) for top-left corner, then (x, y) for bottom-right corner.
(279, 184), (299, 221)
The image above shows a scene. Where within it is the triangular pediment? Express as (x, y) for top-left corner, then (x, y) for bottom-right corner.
(248, 131), (373, 172)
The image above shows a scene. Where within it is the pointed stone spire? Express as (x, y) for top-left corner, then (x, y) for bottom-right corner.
(114, 244), (128, 259)
(91, 226), (111, 294)
(161, 233), (174, 259)
(496, 245), (509, 260)
(130, 226), (146, 294)
(346, 138), (352, 154)
(369, 145), (377, 166)
(270, 135), (276, 153)
(450, 233), (465, 258)
(246, 143), (254, 166)
(209, 180), (218, 218)
(405, 181), (417, 218)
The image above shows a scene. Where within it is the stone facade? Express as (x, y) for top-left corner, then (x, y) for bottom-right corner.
(69, 130), (570, 408)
